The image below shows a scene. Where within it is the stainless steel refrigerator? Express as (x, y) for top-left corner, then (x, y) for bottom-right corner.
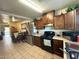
(25, 22), (33, 45)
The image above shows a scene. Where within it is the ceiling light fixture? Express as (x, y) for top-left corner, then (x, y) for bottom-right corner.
(19, 0), (45, 13)
(12, 16), (16, 21)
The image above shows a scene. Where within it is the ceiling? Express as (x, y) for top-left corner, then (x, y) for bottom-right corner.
(0, 0), (78, 19)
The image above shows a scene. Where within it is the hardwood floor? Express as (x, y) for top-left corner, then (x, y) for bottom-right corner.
(0, 36), (63, 59)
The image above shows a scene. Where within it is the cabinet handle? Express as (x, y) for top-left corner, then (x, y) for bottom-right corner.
(59, 48), (63, 51)
(59, 48), (68, 53)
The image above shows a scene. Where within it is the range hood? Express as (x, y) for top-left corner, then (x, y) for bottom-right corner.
(45, 24), (53, 26)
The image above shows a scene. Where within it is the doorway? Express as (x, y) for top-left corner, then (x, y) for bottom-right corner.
(3, 26), (13, 45)
(4, 27), (11, 35)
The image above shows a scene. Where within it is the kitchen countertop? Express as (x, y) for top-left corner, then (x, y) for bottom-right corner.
(33, 34), (79, 45)
(53, 36), (79, 45)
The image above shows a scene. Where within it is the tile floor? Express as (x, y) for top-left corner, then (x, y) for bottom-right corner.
(0, 35), (63, 59)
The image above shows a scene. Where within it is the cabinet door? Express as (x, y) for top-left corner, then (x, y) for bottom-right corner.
(54, 15), (65, 29)
(34, 20), (44, 29)
(53, 39), (63, 57)
(33, 36), (41, 47)
(65, 11), (75, 30)
(76, 8), (79, 30)
(46, 13), (54, 24)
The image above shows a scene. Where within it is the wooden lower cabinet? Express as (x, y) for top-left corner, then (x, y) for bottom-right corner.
(33, 36), (41, 47)
(33, 36), (63, 57)
(53, 39), (63, 57)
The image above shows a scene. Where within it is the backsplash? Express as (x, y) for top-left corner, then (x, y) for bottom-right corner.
(33, 28), (71, 37)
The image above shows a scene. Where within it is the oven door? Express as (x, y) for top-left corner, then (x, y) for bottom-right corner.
(41, 38), (53, 53)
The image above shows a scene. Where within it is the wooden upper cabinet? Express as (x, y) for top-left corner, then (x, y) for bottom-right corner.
(76, 8), (79, 30)
(42, 13), (54, 25)
(34, 19), (44, 29)
(54, 15), (65, 29)
(65, 11), (75, 30)
(46, 13), (54, 24)
(42, 15), (48, 25)
(34, 12), (54, 29)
